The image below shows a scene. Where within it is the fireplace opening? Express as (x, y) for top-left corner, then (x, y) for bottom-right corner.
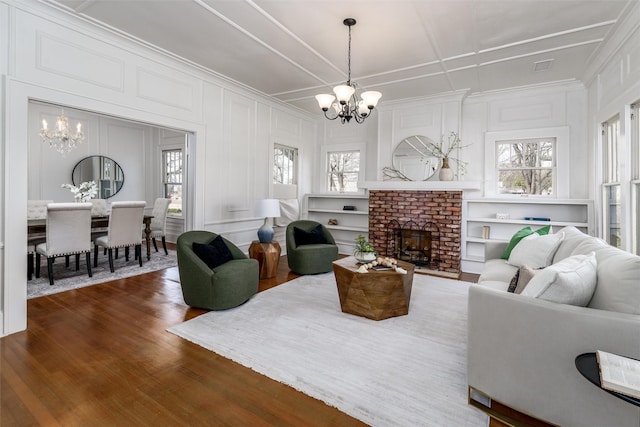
(386, 220), (441, 269)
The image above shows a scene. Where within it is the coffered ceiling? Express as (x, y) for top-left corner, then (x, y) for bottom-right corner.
(48, 0), (633, 114)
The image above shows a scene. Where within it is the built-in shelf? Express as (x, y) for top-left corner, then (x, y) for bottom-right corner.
(308, 208), (368, 215)
(461, 198), (594, 274)
(304, 194), (369, 254)
(326, 224), (368, 233)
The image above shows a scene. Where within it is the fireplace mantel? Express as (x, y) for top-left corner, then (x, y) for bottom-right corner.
(358, 180), (482, 191)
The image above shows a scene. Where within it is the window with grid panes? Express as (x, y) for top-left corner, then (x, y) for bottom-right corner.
(162, 149), (183, 216)
(495, 138), (555, 195)
(273, 144), (297, 185)
(602, 116), (621, 248)
(327, 150), (360, 192)
(631, 103), (640, 254)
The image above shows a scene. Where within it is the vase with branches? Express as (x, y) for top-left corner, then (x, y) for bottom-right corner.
(426, 131), (470, 179)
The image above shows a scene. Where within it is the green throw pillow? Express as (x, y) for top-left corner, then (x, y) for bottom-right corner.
(502, 227), (533, 259)
(501, 225), (553, 259)
(536, 225), (551, 235)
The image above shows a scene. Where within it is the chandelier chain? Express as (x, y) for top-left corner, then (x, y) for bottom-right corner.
(347, 24), (352, 86)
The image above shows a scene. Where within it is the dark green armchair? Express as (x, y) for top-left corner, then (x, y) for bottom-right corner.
(286, 220), (339, 275)
(177, 230), (259, 310)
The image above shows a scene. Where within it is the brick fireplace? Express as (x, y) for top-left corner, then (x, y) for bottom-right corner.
(368, 190), (463, 276)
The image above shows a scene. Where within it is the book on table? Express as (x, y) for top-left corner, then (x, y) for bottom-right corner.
(596, 350), (640, 399)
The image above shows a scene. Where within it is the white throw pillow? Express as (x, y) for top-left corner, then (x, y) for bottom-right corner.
(521, 252), (597, 306)
(508, 232), (564, 268)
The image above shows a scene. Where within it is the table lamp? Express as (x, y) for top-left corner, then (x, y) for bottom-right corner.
(256, 199), (281, 243)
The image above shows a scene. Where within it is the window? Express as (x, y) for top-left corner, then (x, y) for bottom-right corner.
(631, 103), (640, 254)
(162, 149), (183, 216)
(273, 144), (297, 185)
(327, 150), (360, 192)
(602, 116), (621, 248)
(495, 138), (555, 195)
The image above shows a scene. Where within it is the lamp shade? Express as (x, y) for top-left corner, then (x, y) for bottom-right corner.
(333, 84), (355, 103)
(315, 94), (336, 110)
(256, 199), (281, 218)
(360, 91), (382, 109)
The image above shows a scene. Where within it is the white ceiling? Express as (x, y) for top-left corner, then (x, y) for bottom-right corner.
(49, 0), (633, 114)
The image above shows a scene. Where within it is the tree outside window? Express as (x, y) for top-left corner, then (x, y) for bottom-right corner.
(496, 138), (555, 195)
(162, 149), (182, 216)
(328, 151), (360, 192)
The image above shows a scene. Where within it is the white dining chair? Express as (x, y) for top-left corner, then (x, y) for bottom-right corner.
(94, 201), (146, 272)
(90, 198), (109, 243)
(90, 199), (109, 216)
(27, 199), (53, 280)
(146, 198), (171, 255)
(35, 202), (93, 286)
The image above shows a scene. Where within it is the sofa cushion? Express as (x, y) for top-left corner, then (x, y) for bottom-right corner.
(479, 258), (519, 286)
(521, 253), (597, 306)
(508, 232), (564, 268)
(478, 280), (511, 292)
(551, 226), (592, 263)
(571, 236), (608, 256)
(588, 245), (640, 314)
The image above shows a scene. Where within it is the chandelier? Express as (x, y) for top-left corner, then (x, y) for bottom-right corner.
(40, 110), (84, 155)
(315, 18), (382, 124)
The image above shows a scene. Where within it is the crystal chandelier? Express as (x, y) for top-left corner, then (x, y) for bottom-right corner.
(40, 110), (84, 155)
(315, 18), (382, 124)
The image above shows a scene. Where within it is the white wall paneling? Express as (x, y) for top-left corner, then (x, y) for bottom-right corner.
(1, 1), (316, 336)
(221, 90), (255, 216)
(136, 66), (199, 113)
(36, 31), (125, 92)
(486, 89), (568, 131)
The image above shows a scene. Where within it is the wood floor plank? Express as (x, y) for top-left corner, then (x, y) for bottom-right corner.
(2, 256), (368, 426)
(3, 253), (481, 426)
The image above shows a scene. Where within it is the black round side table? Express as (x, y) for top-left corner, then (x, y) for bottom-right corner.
(575, 352), (640, 407)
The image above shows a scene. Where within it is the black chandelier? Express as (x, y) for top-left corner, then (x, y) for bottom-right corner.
(315, 18), (382, 124)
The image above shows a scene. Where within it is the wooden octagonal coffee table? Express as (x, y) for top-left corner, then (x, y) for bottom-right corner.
(332, 256), (415, 321)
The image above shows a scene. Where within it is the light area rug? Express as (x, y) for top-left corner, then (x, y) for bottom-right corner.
(28, 249), (177, 299)
(168, 272), (487, 427)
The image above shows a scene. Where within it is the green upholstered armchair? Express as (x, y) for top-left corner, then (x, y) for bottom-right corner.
(286, 220), (339, 275)
(176, 230), (259, 310)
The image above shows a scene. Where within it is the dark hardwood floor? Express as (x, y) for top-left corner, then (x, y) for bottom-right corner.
(1, 252), (480, 426)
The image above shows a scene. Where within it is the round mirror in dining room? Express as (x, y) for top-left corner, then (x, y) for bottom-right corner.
(72, 155), (125, 199)
(392, 135), (440, 181)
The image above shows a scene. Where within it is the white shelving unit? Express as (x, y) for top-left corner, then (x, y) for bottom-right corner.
(304, 193), (369, 254)
(462, 198), (594, 273)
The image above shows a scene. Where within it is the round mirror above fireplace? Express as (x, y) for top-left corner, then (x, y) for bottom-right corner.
(392, 135), (440, 181)
(72, 155), (124, 199)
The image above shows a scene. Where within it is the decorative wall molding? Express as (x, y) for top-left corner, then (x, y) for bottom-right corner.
(359, 180), (482, 191)
(36, 31), (125, 91)
(136, 66), (197, 111)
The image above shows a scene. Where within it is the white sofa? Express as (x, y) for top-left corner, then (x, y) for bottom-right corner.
(467, 226), (640, 426)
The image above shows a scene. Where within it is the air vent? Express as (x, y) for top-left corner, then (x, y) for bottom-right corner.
(533, 59), (554, 72)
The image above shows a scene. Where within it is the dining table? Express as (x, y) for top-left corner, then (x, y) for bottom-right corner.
(28, 215), (155, 260)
